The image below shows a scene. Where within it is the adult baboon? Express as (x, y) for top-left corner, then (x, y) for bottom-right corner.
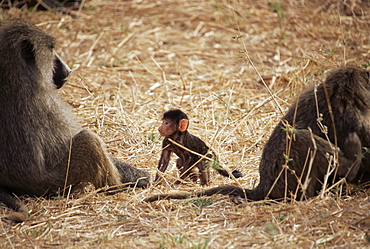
(145, 66), (368, 203)
(282, 66), (370, 182)
(0, 19), (150, 222)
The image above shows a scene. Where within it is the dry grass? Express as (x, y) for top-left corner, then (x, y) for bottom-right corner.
(1, 0), (370, 248)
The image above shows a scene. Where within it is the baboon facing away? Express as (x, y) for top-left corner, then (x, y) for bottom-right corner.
(156, 109), (243, 186)
(0, 19), (150, 222)
(145, 67), (368, 203)
(282, 67), (370, 182)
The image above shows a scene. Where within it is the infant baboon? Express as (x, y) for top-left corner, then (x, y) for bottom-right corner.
(145, 66), (368, 203)
(155, 109), (243, 186)
(0, 20), (150, 222)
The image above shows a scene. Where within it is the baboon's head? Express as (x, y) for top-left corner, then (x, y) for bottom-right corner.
(326, 67), (370, 95)
(0, 19), (70, 90)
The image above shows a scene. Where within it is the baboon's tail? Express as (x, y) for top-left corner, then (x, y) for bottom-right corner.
(144, 185), (246, 202)
(208, 153), (243, 179)
(216, 169), (243, 179)
(0, 189), (28, 223)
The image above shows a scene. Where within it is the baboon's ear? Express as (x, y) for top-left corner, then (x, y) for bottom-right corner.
(179, 119), (189, 132)
(20, 40), (36, 64)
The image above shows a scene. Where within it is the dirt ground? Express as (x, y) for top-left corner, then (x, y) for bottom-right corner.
(1, 0), (370, 248)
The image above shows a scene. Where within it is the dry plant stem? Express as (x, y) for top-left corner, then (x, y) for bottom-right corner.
(320, 153), (335, 198)
(151, 56), (170, 102)
(167, 138), (213, 161)
(322, 81), (339, 182)
(202, 118), (226, 152)
(265, 163), (285, 200)
(178, 157), (208, 182)
(301, 128), (317, 200)
(338, 13), (347, 64)
(177, 64), (187, 106)
(281, 104), (298, 201)
(228, 7), (283, 115)
(313, 85), (330, 141)
(77, 74), (94, 96)
(128, 71), (139, 111)
(219, 89), (283, 146)
(77, 0), (86, 15)
(32, 0), (47, 12)
(344, 158), (361, 179)
(314, 82), (339, 183)
(63, 185), (73, 213)
(242, 49), (283, 115)
(24, 232), (35, 249)
(1, 221), (14, 249)
(296, 148), (312, 201)
(235, 38), (283, 115)
(84, 31), (104, 66)
(134, 55), (161, 81)
(112, 32), (136, 59)
(167, 138), (220, 182)
(322, 178), (346, 196)
(321, 82), (338, 149)
(62, 130), (73, 199)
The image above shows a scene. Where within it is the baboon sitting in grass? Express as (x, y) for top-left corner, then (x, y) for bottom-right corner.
(0, 19), (150, 223)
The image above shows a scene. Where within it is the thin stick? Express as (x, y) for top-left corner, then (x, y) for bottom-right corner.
(230, 9), (284, 115)
(84, 31), (104, 65)
(177, 63), (186, 106)
(321, 80), (339, 182)
(62, 129), (73, 199)
(167, 138), (212, 161)
(301, 127), (317, 197)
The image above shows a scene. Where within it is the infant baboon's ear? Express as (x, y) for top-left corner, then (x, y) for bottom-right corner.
(178, 119), (189, 132)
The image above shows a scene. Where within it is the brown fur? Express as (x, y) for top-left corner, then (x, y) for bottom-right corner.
(281, 67), (370, 182)
(0, 19), (150, 222)
(146, 67), (368, 202)
(1, 0), (82, 10)
(155, 109), (242, 186)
